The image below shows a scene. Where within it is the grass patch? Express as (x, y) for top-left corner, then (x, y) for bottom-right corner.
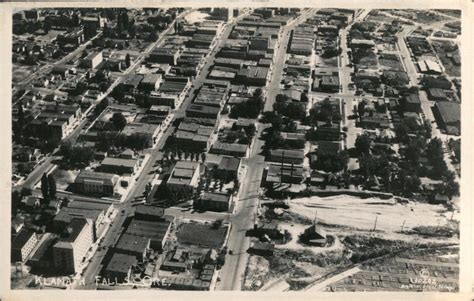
(176, 222), (228, 248)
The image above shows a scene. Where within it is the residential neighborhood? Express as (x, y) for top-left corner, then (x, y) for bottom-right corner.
(10, 8), (460, 292)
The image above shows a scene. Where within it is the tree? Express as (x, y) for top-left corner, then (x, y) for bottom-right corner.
(443, 170), (459, 197)
(253, 88), (263, 101)
(43, 21), (51, 34)
(94, 97), (110, 115)
(41, 173), (49, 200)
(355, 133), (372, 155)
(64, 145), (95, 167)
(48, 174), (57, 199)
(111, 112), (127, 131)
(422, 119), (432, 139)
(212, 219), (223, 229)
(119, 11), (130, 31)
(426, 138), (444, 162)
(244, 124), (256, 139)
(20, 187), (32, 197)
(314, 151), (349, 173)
(125, 53), (131, 68)
(17, 101), (24, 127)
(394, 122), (410, 143)
(405, 141), (422, 164)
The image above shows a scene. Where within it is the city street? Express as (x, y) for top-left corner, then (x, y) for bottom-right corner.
(74, 11), (252, 288)
(216, 154), (265, 290)
(264, 8), (318, 112)
(9, 7), (463, 293)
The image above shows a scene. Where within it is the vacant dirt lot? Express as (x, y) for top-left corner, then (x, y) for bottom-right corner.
(288, 195), (458, 237)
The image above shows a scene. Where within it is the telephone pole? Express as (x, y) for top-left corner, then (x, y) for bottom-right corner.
(373, 215), (378, 232)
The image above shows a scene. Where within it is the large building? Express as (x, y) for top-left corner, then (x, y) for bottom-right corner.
(269, 149), (305, 165)
(193, 85), (229, 108)
(55, 200), (113, 238)
(175, 122), (214, 151)
(210, 141), (249, 158)
(104, 253), (137, 283)
(235, 66), (269, 86)
(125, 217), (173, 251)
(11, 229), (38, 262)
(417, 59), (442, 75)
(52, 218), (94, 275)
(139, 74), (162, 91)
(433, 101), (461, 135)
(134, 204), (165, 221)
(82, 51), (103, 69)
(402, 93), (422, 113)
(122, 123), (160, 146)
(265, 163), (305, 185)
(114, 233), (150, 261)
(166, 161), (201, 197)
(74, 170), (118, 196)
(100, 157), (139, 175)
(215, 156), (241, 182)
(200, 192), (232, 212)
(148, 92), (180, 109)
(186, 104), (221, 119)
(149, 47), (181, 65)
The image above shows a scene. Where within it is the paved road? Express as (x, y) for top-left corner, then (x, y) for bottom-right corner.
(15, 32), (103, 93)
(73, 11), (252, 289)
(13, 156), (58, 191)
(216, 122), (267, 291)
(396, 28), (459, 180)
(216, 154), (265, 290)
(264, 9), (317, 112)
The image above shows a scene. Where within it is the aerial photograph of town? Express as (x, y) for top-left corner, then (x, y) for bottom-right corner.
(10, 7), (461, 292)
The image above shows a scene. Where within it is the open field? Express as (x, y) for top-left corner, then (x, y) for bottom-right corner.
(288, 195), (458, 235)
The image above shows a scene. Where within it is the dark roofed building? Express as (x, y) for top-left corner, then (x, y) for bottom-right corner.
(402, 93), (421, 113)
(422, 76), (452, 90)
(426, 88), (448, 101)
(186, 104), (221, 119)
(100, 157), (138, 175)
(215, 156), (241, 182)
(433, 101), (460, 135)
(265, 163), (304, 185)
(320, 75), (340, 92)
(134, 205), (165, 221)
(269, 149), (305, 165)
(115, 233), (150, 261)
(210, 141), (248, 158)
(125, 217), (173, 251)
(235, 66), (269, 86)
(104, 253), (137, 283)
(301, 224), (327, 246)
(200, 192), (232, 212)
(249, 242), (274, 256)
(149, 47), (181, 65)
